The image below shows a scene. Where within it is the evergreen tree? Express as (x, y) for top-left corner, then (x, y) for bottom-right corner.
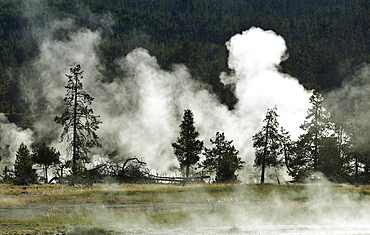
(252, 107), (283, 184)
(280, 127), (296, 177)
(202, 132), (244, 182)
(55, 65), (102, 184)
(345, 126), (370, 183)
(14, 143), (37, 185)
(319, 136), (342, 179)
(2, 165), (15, 184)
(32, 143), (61, 183)
(289, 90), (347, 180)
(298, 91), (331, 171)
(172, 109), (204, 182)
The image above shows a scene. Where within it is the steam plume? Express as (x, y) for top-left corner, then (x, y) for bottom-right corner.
(4, 3), (312, 176)
(325, 66), (370, 147)
(0, 114), (33, 167)
(94, 27), (311, 172)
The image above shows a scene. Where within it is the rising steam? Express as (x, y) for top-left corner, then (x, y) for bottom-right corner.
(1, 3), (312, 176)
(3, 29), (311, 174)
(325, 66), (370, 148)
(0, 114), (33, 168)
(2, 3), (370, 233)
(96, 27), (311, 172)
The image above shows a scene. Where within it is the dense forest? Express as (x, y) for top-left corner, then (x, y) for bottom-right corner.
(0, 0), (369, 112)
(0, 0), (370, 184)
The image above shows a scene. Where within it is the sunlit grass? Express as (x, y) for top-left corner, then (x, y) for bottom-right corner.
(1, 210), (93, 225)
(1, 182), (369, 233)
(1, 183), (368, 204)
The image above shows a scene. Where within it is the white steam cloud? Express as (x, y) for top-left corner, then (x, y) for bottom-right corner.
(218, 28), (311, 169)
(2, 7), (312, 176)
(93, 26), (311, 172)
(0, 114), (33, 167)
(2, 3), (370, 233)
(325, 66), (370, 147)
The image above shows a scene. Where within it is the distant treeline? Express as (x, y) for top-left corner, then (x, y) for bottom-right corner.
(0, 0), (369, 113)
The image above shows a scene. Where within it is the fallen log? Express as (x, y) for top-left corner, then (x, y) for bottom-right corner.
(145, 175), (210, 183)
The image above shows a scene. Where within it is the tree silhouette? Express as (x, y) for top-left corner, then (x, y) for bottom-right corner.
(298, 91), (331, 172)
(32, 143), (60, 183)
(252, 107), (283, 184)
(14, 143), (37, 185)
(55, 65), (101, 184)
(202, 132), (244, 182)
(172, 109), (204, 183)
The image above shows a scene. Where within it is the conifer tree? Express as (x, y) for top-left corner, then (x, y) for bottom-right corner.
(32, 143), (60, 183)
(14, 143), (37, 185)
(298, 91), (331, 172)
(202, 132), (244, 182)
(55, 65), (101, 184)
(172, 109), (204, 182)
(252, 107), (283, 184)
(290, 90), (337, 180)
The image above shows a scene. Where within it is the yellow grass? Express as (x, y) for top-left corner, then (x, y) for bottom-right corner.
(0, 182), (369, 234)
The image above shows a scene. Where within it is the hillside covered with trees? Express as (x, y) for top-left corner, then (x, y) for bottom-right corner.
(0, 0), (369, 113)
(0, 0), (370, 185)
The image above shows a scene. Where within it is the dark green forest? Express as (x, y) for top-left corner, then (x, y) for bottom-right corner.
(0, 0), (370, 184)
(0, 0), (369, 113)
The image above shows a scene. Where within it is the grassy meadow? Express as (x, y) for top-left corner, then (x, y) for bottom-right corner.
(1, 183), (370, 234)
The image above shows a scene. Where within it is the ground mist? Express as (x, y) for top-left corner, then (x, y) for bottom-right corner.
(1, 183), (370, 234)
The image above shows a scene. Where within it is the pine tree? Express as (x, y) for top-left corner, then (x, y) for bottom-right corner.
(14, 143), (37, 185)
(252, 107), (283, 184)
(32, 143), (60, 183)
(55, 65), (102, 184)
(289, 90), (339, 180)
(298, 91), (331, 171)
(202, 132), (244, 182)
(172, 109), (204, 182)
(280, 127), (295, 177)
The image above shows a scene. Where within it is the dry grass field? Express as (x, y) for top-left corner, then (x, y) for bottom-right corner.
(1, 183), (370, 234)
